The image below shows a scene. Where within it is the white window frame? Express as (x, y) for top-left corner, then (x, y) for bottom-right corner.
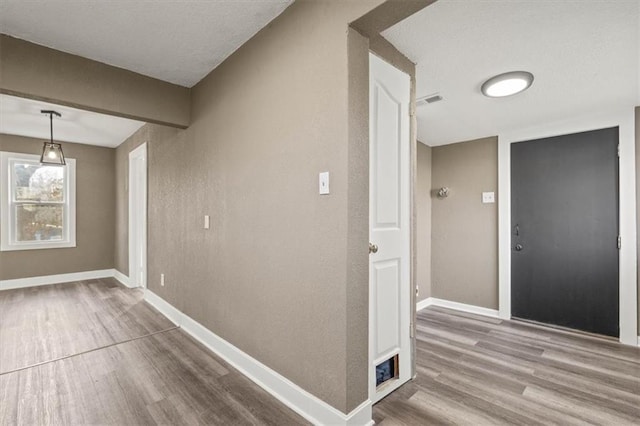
(1, 151), (76, 251)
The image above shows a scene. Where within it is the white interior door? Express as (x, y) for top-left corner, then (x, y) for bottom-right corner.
(369, 53), (411, 403)
(129, 143), (147, 288)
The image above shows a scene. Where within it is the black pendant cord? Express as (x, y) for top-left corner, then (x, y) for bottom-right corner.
(41, 110), (62, 143)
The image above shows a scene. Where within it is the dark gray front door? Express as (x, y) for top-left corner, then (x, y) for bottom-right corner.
(511, 127), (619, 337)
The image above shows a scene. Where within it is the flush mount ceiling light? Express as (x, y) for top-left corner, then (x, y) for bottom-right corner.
(40, 110), (66, 165)
(481, 71), (534, 98)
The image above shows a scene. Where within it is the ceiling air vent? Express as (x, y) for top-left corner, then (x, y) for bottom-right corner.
(417, 93), (443, 107)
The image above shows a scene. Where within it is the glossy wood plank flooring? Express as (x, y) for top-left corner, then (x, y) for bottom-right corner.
(373, 306), (640, 425)
(0, 278), (174, 374)
(0, 280), (307, 425)
(4, 281), (639, 425)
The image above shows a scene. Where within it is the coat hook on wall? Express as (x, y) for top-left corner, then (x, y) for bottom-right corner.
(437, 187), (450, 198)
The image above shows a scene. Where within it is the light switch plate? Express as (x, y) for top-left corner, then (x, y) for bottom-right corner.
(204, 215), (210, 229)
(319, 172), (330, 195)
(482, 192), (495, 204)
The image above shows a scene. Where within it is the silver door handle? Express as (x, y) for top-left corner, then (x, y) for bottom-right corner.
(515, 244), (523, 251)
(369, 243), (378, 254)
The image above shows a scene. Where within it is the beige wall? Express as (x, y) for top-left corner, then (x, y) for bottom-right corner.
(186, 2), (376, 413)
(113, 0), (395, 414)
(351, 0), (436, 37)
(115, 124), (187, 305)
(116, 11), (419, 413)
(416, 142), (432, 301)
(431, 136), (499, 309)
(345, 27), (371, 409)
(0, 134), (115, 280)
(636, 106), (639, 331)
(6, 0), (429, 415)
(0, 35), (190, 128)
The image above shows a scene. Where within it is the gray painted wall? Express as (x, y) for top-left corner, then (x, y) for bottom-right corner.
(113, 0), (396, 414)
(114, 125), (181, 276)
(416, 142), (432, 301)
(0, 134), (115, 280)
(114, 123), (186, 306)
(113, 9), (420, 413)
(431, 136), (499, 309)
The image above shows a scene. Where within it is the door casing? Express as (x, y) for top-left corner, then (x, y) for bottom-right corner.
(129, 142), (147, 289)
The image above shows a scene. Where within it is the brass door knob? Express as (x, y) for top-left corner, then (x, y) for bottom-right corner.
(369, 243), (378, 254)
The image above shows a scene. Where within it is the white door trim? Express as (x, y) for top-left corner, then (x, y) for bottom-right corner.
(498, 108), (637, 345)
(129, 142), (148, 289)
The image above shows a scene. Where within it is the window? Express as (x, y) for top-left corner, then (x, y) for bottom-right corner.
(1, 152), (76, 251)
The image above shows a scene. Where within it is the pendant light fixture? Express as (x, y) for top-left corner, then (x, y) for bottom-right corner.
(40, 110), (66, 165)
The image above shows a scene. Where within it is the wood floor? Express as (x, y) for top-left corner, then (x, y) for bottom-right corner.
(0, 278), (174, 374)
(2, 280), (639, 425)
(0, 279), (308, 425)
(373, 306), (640, 425)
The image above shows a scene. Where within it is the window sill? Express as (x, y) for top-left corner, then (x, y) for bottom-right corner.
(0, 241), (76, 252)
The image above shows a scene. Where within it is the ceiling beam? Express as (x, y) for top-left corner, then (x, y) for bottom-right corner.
(350, 0), (436, 39)
(0, 35), (191, 128)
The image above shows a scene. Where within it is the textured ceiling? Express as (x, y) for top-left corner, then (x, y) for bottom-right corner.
(0, 0), (293, 87)
(0, 95), (145, 148)
(382, 0), (640, 146)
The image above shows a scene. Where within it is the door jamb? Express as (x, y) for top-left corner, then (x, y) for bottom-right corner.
(128, 142), (147, 289)
(498, 109), (637, 345)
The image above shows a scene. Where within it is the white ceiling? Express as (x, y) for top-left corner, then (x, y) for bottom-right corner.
(0, 0), (293, 88)
(382, 0), (640, 146)
(0, 95), (145, 148)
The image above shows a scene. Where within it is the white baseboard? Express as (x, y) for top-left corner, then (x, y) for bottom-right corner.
(112, 269), (134, 288)
(416, 297), (500, 319)
(144, 288), (183, 326)
(144, 289), (372, 426)
(0, 269), (115, 291)
(416, 297), (431, 312)
(0, 269), (138, 291)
